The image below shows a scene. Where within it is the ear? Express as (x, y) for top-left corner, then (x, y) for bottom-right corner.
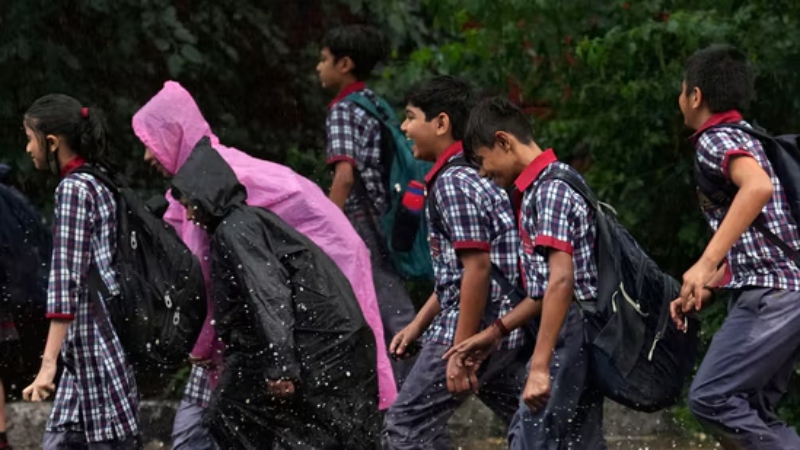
(46, 134), (60, 153)
(434, 112), (451, 137)
(495, 131), (513, 152)
(690, 86), (703, 110)
(337, 56), (355, 75)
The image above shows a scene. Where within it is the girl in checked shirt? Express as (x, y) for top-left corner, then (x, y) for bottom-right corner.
(21, 95), (141, 450)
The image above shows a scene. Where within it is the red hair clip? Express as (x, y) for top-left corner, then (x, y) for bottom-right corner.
(81, 107), (89, 118)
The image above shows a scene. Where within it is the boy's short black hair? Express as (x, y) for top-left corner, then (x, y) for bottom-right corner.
(322, 24), (387, 80)
(463, 97), (534, 163)
(404, 76), (476, 141)
(684, 44), (754, 113)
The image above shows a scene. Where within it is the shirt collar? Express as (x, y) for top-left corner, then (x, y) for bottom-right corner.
(690, 110), (743, 141)
(514, 149), (557, 192)
(61, 156), (87, 177)
(425, 141), (464, 185)
(328, 81), (366, 109)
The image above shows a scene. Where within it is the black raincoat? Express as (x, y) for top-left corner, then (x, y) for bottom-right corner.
(171, 139), (381, 450)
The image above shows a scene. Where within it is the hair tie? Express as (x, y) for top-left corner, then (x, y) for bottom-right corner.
(81, 107), (89, 118)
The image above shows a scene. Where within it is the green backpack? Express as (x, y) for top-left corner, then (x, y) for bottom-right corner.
(346, 92), (434, 280)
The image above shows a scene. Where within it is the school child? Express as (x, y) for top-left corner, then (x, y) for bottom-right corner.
(132, 81), (395, 449)
(21, 95), (141, 449)
(383, 77), (527, 449)
(670, 44), (800, 449)
(171, 140), (382, 449)
(317, 25), (417, 382)
(446, 96), (606, 449)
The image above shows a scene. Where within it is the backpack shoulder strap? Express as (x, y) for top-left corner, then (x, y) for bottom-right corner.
(345, 92), (398, 128)
(425, 156), (477, 242)
(71, 164), (122, 193)
(539, 165), (600, 211)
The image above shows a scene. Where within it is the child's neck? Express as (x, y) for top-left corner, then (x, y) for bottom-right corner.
(691, 109), (714, 131)
(515, 141), (545, 171)
(335, 75), (360, 93)
(431, 137), (458, 160)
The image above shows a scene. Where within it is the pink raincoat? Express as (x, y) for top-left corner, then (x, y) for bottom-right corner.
(132, 81), (396, 409)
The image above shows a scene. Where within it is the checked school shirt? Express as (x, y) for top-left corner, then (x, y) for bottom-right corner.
(424, 141), (523, 349)
(514, 150), (598, 301)
(693, 110), (800, 291)
(45, 165), (139, 442)
(326, 81), (388, 219)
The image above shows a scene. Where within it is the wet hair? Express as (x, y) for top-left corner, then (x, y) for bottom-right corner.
(463, 96), (534, 163)
(322, 24), (387, 80)
(404, 76), (476, 141)
(24, 94), (116, 174)
(684, 44), (754, 113)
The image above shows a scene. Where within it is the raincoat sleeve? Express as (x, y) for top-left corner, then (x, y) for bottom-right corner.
(213, 223), (301, 382)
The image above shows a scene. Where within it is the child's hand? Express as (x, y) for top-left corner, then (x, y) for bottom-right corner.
(188, 354), (215, 369)
(441, 325), (502, 368)
(389, 322), (424, 359)
(670, 297), (690, 332)
(680, 257), (718, 310)
(22, 360), (57, 402)
(267, 380), (296, 398)
(446, 354), (477, 395)
(522, 367), (551, 413)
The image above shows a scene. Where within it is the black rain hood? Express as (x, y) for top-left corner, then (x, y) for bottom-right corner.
(170, 136), (246, 229)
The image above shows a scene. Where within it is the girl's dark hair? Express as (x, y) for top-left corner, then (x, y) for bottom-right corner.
(24, 94), (116, 174)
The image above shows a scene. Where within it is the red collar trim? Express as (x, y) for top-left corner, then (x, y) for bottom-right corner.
(425, 141), (464, 184)
(691, 110), (743, 140)
(514, 149), (557, 192)
(61, 156), (87, 177)
(328, 81), (366, 109)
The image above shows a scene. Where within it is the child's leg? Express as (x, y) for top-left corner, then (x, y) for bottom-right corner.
(689, 288), (800, 449)
(171, 399), (213, 450)
(383, 343), (466, 450)
(474, 348), (528, 424)
(171, 367), (214, 450)
(507, 305), (606, 450)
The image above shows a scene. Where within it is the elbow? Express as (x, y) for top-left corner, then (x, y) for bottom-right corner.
(753, 179), (774, 204)
(549, 272), (574, 298)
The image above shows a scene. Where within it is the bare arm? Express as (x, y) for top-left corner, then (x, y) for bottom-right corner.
(329, 161), (355, 210)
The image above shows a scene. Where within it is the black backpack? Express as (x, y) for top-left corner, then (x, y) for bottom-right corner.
(694, 124), (800, 264)
(74, 165), (206, 371)
(536, 166), (700, 412)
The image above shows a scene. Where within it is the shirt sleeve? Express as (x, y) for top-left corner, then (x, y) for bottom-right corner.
(531, 179), (578, 255)
(47, 178), (95, 320)
(696, 128), (755, 180)
(437, 172), (491, 252)
(325, 103), (359, 167)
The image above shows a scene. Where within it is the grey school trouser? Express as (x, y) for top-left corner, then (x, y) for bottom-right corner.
(507, 304), (606, 450)
(383, 342), (527, 449)
(171, 399), (216, 450)
(689, 288), (800, 449)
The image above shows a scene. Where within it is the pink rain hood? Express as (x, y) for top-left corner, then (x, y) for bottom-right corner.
(132, 81), (396, 409)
